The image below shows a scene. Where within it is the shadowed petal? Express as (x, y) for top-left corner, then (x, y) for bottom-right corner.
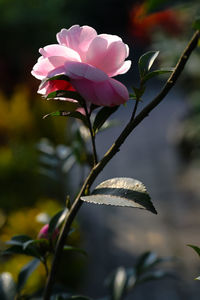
(64, 61), (108, 82)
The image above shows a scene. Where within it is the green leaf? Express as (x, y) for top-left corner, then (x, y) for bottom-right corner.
(0, 272), (16, 300)
(93, 106), (119, 134)
(132, 86), (145, 100)
(145, 0), (166, 13)
(138, 51), (159, 79)
(17, 259), (40, 292)
(135, 252), (160, 276)
(188, 244), (200, 257)
(23, 239), (49, 252)
(195, 276), (200, 280)
(3, 239), (42, 258)
(137, 270), (172, 285)
(141, 68), (174, 84)
(48, 209), (68, 236)
(43, 111), (89, 127)
(129, 93), (137, 100)
(112, 267), (127, 300)
(193, 17), (200, 30)
(81, 178), (157, 214)
(46, 90), (84, 104)
(6, 235), (32, 246)
(63, 245), (87, 256)
(2, 245), (29, 256)
(47, 74), (70, 82)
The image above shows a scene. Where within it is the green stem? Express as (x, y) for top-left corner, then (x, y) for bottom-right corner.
(43, 30), (200, 300)
(83, 102), (98, 166)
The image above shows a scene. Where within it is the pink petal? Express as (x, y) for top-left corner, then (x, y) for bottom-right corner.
(86, 37), (130, 77)
(111, 60), (132, 77)
(56, 25), (97, 60)
(31, 56), (67, 80)
(71, 77), (129, 106)
(64, 61), (108, 82)
(98, 34), (122, 45)
(39, 44), (80, 61)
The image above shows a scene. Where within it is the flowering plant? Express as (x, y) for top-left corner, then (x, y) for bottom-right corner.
(32, 25), (131, 107)
(1, 23), (200, 300)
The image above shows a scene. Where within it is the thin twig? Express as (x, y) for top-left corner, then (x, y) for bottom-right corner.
(43, 30), (200, 300)
(83, 102), (98, 166)
(42, 258), (49, 278)
(131, 98), (140, 121)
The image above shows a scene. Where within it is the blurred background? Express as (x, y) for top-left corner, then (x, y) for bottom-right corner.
(1, 0), (200, 299)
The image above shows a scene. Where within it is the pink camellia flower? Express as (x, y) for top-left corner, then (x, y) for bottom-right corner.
(38, 224), (59, 240)
(31, 25), (131, 106)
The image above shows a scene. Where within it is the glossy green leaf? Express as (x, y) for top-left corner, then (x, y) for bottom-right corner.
(43, 111), (89, 127)
(188, 244), (200, 257)
(138, 51), (159, 78)
(23, 239), (49, 252)
(0, 272), (16, 300)
(46, 90), (84, 104)
(48, 209), (68, 236)
(93, 106), (119, 134)
(141, 68), (174, 83)
(193, 17), (200, 30)
(6, 235), (32, 246)
(17, 259), (40, 292)
(63, 245), (87, 256)
(3, 240), (41, 258)
(81, 178), (157, 214)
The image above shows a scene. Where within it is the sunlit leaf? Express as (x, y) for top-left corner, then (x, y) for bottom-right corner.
(81, 178), (157, 214)
(17, 259), (40, 292)
(46, 90), (84, 104)
(141, 68), (174, 83)
(93, 106), (119, 134)
(0, 272), (16, 300)
(138, 51), (159, 78)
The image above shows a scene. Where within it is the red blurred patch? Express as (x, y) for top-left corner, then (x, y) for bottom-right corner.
(129, 3), (183, 44)
(48, 80), (76, 93)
